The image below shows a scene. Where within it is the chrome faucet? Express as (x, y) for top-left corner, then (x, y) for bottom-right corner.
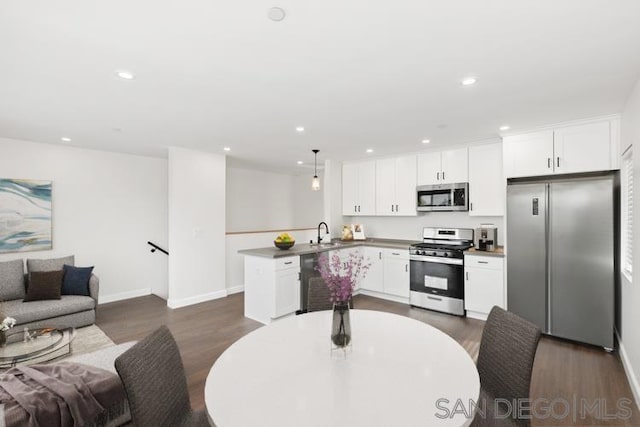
(317, 222), (329, 244)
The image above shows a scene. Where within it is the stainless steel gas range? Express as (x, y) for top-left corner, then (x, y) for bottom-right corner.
(409, 227), (474, 316)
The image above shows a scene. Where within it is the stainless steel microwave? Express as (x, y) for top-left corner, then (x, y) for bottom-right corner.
(416, 183), (469, 212)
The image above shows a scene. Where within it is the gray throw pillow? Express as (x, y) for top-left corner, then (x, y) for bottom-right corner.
(27, 255), (75, 273)
(0, 259), (26, 300)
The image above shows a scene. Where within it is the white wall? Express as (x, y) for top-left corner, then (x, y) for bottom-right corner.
(226, 167), (294, 232)
(168, 147), (226, 308)
(226, 166), (323, 232)
(0, 137), (168, 302)
(618, 76), (640, 406)
(292, 173), (324, 228)
(225, 166), (323, 291)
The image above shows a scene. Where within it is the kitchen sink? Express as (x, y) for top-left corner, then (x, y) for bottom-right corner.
(309, 242), (341, 248)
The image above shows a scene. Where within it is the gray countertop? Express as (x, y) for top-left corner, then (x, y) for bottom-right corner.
(238, 238), (419, 258)
(464, 246), (506, 258)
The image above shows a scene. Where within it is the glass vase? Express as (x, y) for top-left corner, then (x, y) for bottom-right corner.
(331, 302), (351, 348)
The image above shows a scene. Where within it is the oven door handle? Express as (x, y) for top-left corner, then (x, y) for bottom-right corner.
(409, 255), (463, 265)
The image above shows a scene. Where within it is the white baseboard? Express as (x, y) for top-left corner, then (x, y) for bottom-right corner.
(99, 288), (152, 305)
(226, 285), (244, 295)
(617, 331), (640, 409)
(167, 289), (227, 309)
(466, 310), (489, 321)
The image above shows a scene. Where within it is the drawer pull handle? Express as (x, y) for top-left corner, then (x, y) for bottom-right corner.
(427, 296), (442, 301)
(284, 261), (293, 265)
(392, 252), (400, 256)
(477, 261), (489, 264)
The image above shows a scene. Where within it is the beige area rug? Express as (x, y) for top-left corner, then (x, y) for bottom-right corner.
(13, 325), (115, 367)
(71, 325), (116, 356)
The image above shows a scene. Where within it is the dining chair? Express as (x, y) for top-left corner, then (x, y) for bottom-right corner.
(471, 306), (541, 427)
(114, 325), (211, 427)
(307, 277), (334, 312)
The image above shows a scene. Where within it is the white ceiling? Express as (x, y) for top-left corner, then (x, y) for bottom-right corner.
(1, 0), (640, 173)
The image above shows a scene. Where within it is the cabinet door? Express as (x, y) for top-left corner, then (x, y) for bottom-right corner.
(441, 147), (468, 184)
(342, 163), (359, 216)
(383, 251), (410, 298)
(273, 268), (300, 318)
(503, 130), (554, 178)
(553, 121), (611, 174)
(464, 267), (504, 314)
(394, 155), (417, 216)
(375, 158), (396, 215)
(361, 247), (384, 292)
(417, 152), (442, 185)
(358, 161), (377, 215)
(468, 143), (504, 216)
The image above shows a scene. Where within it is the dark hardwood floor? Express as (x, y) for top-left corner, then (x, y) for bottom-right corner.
(96, 293), (639, 426)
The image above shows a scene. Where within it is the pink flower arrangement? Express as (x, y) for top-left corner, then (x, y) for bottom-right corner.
(316, 251), (370, 303)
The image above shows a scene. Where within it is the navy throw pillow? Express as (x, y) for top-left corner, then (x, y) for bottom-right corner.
(61, 264), (94, 296)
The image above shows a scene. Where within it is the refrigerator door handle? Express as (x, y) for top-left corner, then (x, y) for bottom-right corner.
(545, 183), (552, 334)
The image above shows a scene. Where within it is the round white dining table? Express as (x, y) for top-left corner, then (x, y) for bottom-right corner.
(205, 309), (479, 427)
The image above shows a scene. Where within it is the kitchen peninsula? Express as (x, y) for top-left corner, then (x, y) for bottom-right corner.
(239, 238), (416, 324)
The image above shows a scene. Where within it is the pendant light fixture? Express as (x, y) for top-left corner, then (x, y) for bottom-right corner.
(311, 149), (320, 191)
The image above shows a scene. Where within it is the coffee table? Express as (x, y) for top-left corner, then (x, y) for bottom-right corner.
(0, 327), (76, 368)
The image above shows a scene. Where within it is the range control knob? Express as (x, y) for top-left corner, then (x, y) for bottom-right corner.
(432, 252), (437, 257)
(444, 252), (449, 257)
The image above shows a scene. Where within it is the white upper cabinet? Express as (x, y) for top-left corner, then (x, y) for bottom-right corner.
(417, 152), (441, 185)
(417, 148), (468, 185)
(468, 142), (504, 216)
(553, 121), (611, 174)
(342, 163), (359, 216)
(440, 148), (469, 184)
(375, 155), (417, 216)
(342, 161), (376, 216)
(394, 155), (417, 215)
(503, 119), (616, 178)
(503, 130), (554, 178)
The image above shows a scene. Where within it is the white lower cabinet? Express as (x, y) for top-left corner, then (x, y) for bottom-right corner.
(360, 247), (384, 293)
(464, 255), (505, 320)
(383, 249), (410, 298)
(332, 246), (409, 301)
(244, 255), (300, 324)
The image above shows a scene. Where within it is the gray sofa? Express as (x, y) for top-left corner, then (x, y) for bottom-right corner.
(0, 255), (98, 331)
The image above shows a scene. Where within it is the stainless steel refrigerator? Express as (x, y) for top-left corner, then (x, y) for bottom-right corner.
(506, 172), (617, 350)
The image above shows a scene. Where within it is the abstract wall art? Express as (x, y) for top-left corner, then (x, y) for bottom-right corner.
(0, 179), (52, 253)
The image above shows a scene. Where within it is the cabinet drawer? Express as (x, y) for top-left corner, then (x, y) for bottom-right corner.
(382, 248), (409, 261)
(464, 255), (503, 270)
(274, 256), (300, 271)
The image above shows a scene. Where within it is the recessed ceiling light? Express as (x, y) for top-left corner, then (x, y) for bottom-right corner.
(268, 7), (286, 22)
(116, 71), (135, 80)
(366, 149), (374, 153)
(422, 139), (431, 144)
(61, 137), (71, 142)
(461, 77), (477, 86)
(499, 125), (510, 131)
(297, 160), (304, 165)
(223, 147), (231, 152)
(296, 126), (305, 133)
